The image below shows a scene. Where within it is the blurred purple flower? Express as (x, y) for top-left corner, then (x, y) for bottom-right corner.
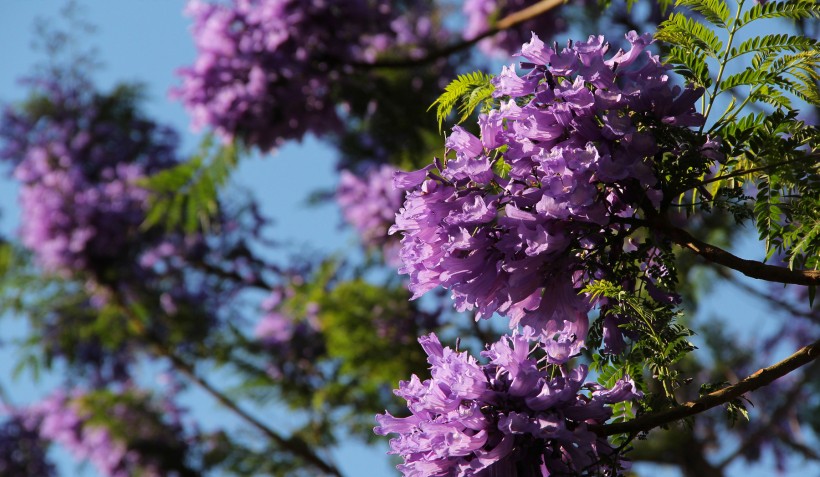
(336, 164), (405, 267)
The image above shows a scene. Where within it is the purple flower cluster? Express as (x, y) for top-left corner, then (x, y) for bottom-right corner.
(463, 0), (574, 57)
(26, 391), (136, 477)
(254, 288), (324, 380)
(391, 32), (704, 343)
(337, 164), (405, 266)
(25, 390), (194, 477)
(0, 80), (178, 278)
(375, 332), (641, 476)
(173, 0), (441, 151)
(1, 75), (282, 375)
(254, 291), (320, 347)
(0, 415), (56, 477)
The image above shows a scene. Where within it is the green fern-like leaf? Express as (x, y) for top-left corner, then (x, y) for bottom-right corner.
(657, 13), (724, 57)
(779, 52), (820, 100)
(676, 0), (731, 27)
(665, 48), (713, 88)
(459, 82), (495, 124)
(737, 0), (820, 28)
(754, 177), (785, 256)
(788, 216), (820, 270)
(429, 72), (495, 132)
(730, 34), (820, 60)
(719, 67), (770, 91)
(719, 49), (820, 106)
(140, 135), (239, 233)
(750, 85), (794, 110)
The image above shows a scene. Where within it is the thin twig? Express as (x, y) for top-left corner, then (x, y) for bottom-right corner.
(352, 0), (565, 69)
(716, 368), (814, 469)
(590, 338), (820, 436)
(160, 349), (343, 477)
(110, 289), (344, 477)
(716, 267), (819, 321)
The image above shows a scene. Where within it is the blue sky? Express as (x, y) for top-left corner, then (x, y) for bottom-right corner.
(0, 2), (392, 476)
(0, 2), (818, 477)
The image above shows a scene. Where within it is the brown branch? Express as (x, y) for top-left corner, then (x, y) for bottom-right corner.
(160, 349), (343, 477)
(717, 367), (815, 469)
(654, 221), (820, 286)
(715, 267), (819, 321)
(110, 289), (344, 477)
(590, 338), (820, 437)
(352, 0), (565, 69)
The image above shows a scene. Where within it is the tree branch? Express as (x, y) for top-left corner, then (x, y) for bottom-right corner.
(160, 349), (344, 477)
(353, 0), (565, 69)
(715, 267), (819, 320)
(110, 289), (344, 477)
(590, 338), (820, 437)
(654, 221), (820, 286)
(717, 368), (814, 469)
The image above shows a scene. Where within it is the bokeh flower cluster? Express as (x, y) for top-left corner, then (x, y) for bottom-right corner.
(337, 164), (405, 266)
(0, 80), (178, 278)
(173, 0), (445, 151)
(19, 390), (194, 477)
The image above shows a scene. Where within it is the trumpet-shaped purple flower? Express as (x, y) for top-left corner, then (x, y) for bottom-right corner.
(391, 32), (706, 345)
(375, 332), (641, 476)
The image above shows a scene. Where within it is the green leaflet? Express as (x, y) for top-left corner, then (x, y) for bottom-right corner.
(736, 0), (820, 27)
(656, 13), (724, 57)
(729, 34), (820, 61)
(140, 134), (239, 234)
(676, 0), (731, 27)
(429, 72), (495, 132)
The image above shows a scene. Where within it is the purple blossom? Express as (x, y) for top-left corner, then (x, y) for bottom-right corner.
(391, 32), (706, 345)
(26, 391), (135, 477)
(0, 77), (268, 377)
(0, 80), (178, 279)
(375, 332), (641, 476)
(173, 0), (447, 151)
(24, 390), (195, 477)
